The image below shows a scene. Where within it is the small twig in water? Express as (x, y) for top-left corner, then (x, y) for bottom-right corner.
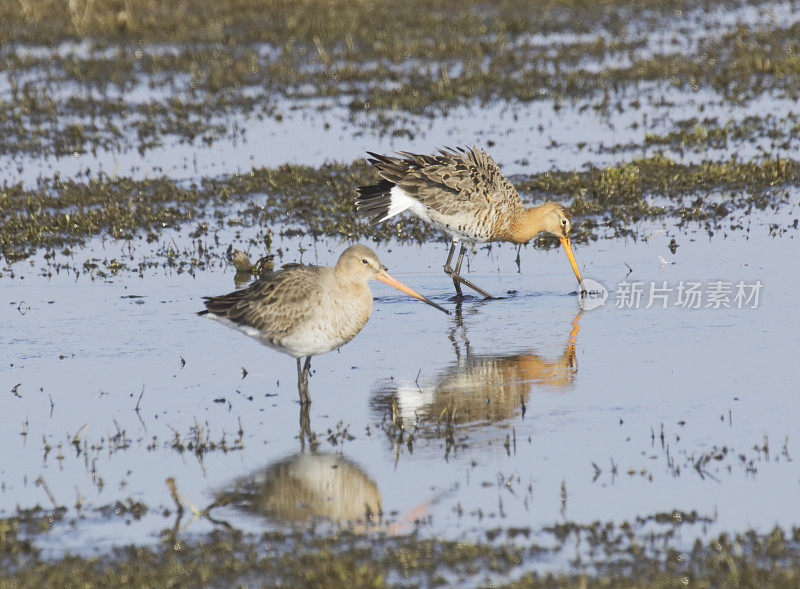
(166, 477), (203, 517)
(592, 462), (602, 482)
(135, 385), (145, 412)
(35, 476), (60, 508)
(165, 477), (184, 516)
(72, 424), (87, 444)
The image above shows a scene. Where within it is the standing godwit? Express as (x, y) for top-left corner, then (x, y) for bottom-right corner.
(355, 146), (584, 299)
(198, 245), (447, 405)
(214, 450), (383, 524)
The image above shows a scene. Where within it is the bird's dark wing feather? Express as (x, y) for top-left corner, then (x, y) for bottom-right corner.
(199, 265), (324, 337)
(368, 146), (522, 216)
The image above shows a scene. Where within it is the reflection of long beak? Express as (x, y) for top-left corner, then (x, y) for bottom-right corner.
(376, 270), (449, 314)
(559, 237), (585, 291)
(568, 311), (582, 346)
(389, 500), (432, 535)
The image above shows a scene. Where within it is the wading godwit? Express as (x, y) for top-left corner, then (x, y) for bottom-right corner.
(198, 245), (447, 405)
(356, 146), (584, 299)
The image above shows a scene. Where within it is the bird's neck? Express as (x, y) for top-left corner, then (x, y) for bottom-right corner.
(335, 269), (368, 293)
(503, 205), (548, 244)
(332, 274), (373, 328)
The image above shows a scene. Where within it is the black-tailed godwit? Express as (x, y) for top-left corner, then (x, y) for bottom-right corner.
(356, 146), (584, 299)
(198, 245), (447, 404)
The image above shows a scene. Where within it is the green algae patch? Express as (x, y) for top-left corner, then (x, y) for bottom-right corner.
(1, 1), (797, 159)
(519, 153), (800, 243)
(2, 154), (799, 270)
(0, 174), (199, 263)
(597, 112), (800, 155)
(0, 0), (722, 46)
(3, 519), (800, 587)
(0, 528), (526, 588)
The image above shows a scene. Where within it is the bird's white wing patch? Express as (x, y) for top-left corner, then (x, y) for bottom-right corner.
(379, 186), (431, 223)
(204, 313), (265, 339)
(203, 312), (298, 355)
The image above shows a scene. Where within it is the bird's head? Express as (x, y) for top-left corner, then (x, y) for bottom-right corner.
(519, 203), (583, 289)
(538, 202), (572, 239)
(336, 245), (449, 313)
(337, 244), (384, 281)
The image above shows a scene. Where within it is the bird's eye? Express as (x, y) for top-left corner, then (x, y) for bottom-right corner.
(561, 219), (568, 226)
(362, 259), (368, 264)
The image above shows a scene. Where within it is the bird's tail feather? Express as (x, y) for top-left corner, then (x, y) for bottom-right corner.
(197, 289), (250, 319)
(356, 180), (398, 224)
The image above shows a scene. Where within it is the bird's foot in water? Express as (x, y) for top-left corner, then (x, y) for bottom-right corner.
(444, 272), (497, 300)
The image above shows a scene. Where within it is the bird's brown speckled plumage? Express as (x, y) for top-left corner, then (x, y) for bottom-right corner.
(198, 245), (447, 404)
(360, 146), (525, 241)
(199, 245), (381, 358)
(356, 146), (583, 298)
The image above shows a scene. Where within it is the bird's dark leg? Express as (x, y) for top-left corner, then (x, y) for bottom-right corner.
(449, 301), (473, 361)
(452, 244), (466, 298)
(454, 243), (466, 274)
(297, 357), (311, 406)
(298, 401), (317, 452)
(444, 243), (496, 299)
(453, 300), (474, 359)
(443, 241), (463, 298)
(448, 301), (463, 361)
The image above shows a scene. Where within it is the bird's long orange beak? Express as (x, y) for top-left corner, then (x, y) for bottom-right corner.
(559, 237), (585, 291)
(375, 269), (449, 314)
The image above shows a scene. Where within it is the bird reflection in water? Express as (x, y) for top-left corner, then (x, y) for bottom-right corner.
(207, 403), (438, 532)
(375, 306), (582, 430)
(215, 453), (383, 525)
(210, 404), (382, 527)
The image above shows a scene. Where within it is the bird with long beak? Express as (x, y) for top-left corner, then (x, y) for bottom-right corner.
(198, 245), (447, 404)
(356, 146), (585, 299)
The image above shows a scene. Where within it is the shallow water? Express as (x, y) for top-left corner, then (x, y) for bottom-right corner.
(4, 0), (800, 190)
(3, 84), (798, 190)
(2, 214), (798, 561)
(2, 1), (800, 570)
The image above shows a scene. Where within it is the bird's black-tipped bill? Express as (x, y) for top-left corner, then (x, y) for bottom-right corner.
(375, 270), (450, 314)
(559, 237), (585, 292)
